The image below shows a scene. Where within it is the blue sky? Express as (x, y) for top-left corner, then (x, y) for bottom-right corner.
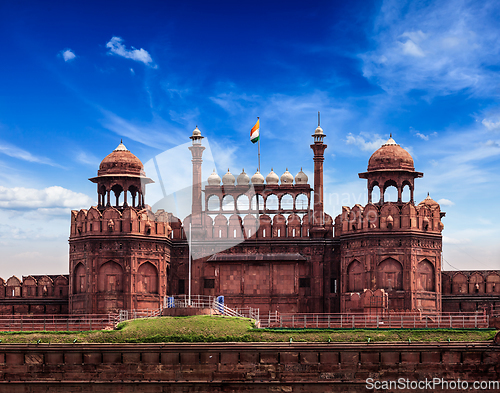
(0, 0), (499, 278)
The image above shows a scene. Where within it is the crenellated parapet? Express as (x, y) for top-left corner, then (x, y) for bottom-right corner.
(70, 206), (174, 239)
(335, 199), (445, 237)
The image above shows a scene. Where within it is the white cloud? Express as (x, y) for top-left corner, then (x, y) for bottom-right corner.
(106, 37), (156, 68)
(400, 39), (425, 57)
(345, 133), (386, 151)
(0, 186), (93, 210)
(0, 140), (58, 166)
(61, 49), (76, 62)
(482, 117), (500, 131)
(415, 132), (429, 140)
(437, 198), (454, 206)
(361, 0), (500, 96)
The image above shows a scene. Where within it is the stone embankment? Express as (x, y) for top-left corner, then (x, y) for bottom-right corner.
(0, 342), (498, 392)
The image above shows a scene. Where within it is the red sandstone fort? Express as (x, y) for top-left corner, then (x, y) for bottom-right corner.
(0, 125), (498, 316)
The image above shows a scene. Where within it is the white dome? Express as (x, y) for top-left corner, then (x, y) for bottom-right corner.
(237, 169), (250, 185)
(251, 169), (265, 184)
(266, 169), (279, 185)
(222, 169), (235, 185)
(192, 126), (201, 137)
(314, 125), (324, 135)
(280, 168), (293, 184)
(295, 168), (308, 184)
(207, 169), (221, 186)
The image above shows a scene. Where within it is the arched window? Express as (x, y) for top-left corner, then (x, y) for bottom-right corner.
(347, 261), (364, 292)
(221, 195), (235, 211)
(281, 194), (293, 210)
(377, 258), (403, 290)
(236, 194), (250, 211)
(384, 185), (398, 203)
(417, 260), (434, 291)
(401, 183), (411, 203)
(250, 194), (265, 211)
(295, 193), (309, 210)
(371, 184), (381, 203)
(207, 195), (220, 211)
(266, 194), (279, 210)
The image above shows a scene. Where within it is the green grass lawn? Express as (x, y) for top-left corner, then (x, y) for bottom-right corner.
(0, 315), (496, 344)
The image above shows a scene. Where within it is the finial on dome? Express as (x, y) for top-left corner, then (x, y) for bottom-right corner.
(114, 140), (129, 151)
(318, 111), (320, 127)
(190, 125), (203, 142)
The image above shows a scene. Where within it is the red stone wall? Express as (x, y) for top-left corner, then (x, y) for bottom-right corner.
(0, 342), (497, 392)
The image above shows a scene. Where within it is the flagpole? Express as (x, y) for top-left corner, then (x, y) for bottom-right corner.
(257, 117), (260, 173)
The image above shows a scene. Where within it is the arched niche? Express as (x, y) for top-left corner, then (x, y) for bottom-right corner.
(452, 273), (467, 294)
(74, 263), (86, 294)
(137, 262), (158, 294)
(377, 258), (403, 291)
(98, 261), (123, 293)
(416, 260), (435, 291)
(469, 273), (484, 294)
(486, 273), (500, 293)
(347, 260), (364, 292)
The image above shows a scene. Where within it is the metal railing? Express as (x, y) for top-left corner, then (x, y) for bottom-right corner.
(0, 314), (117, 332)
(259, 312), (489, 329)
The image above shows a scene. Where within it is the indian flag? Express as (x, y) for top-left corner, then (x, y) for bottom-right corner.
(250, 119), (260, 143)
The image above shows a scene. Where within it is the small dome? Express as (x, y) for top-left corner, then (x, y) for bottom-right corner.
(266, 169), (279, 185)
(367, 135), (414, 171)
(207, 169), (221, 186)
(98, 141), (145, 177)
(237, 169), (250, 186)
(295, 168), (308, 184)
(192, 126), (201, 137)
(222, 169), (235, 186)
(314, 125), (324, 135)
(251, 169), (265, 184)
(418, 193), (439, 208)
(280, 168), (293, 184)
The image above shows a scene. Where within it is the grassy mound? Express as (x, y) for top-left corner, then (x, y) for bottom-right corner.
(0, 315), (495, 344)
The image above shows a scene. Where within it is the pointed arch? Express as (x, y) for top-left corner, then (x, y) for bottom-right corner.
(137, 262), (158, 294)
(98, 261), (123, 293)
(347, 260), (365, 292)
(377, 258), (403, 290)
(417, 259), (435, 291)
